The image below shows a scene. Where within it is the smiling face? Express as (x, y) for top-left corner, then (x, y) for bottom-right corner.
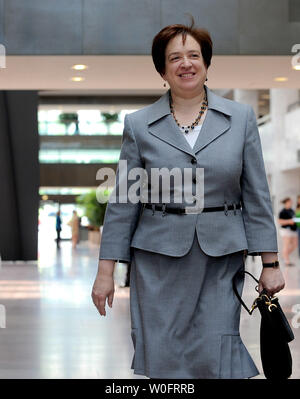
(162, 34), (207, 96)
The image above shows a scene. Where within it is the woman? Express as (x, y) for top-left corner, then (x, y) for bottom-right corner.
(92, 20), (285, 379)
(278, 197), (298, 265)
(68, 210), (79, 249)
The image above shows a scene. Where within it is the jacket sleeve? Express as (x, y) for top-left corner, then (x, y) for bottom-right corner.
(99, 114), (143, 263)
(240, 105), (278, 255)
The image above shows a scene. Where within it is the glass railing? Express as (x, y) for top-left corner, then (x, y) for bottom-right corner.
(38, 121), (124, 136)
(39, 149), (120, 163)
(39, 187), (96, 195)
(38, 108), (139, 135)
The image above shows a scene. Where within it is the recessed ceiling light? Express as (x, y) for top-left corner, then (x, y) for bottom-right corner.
(71, 64), (88, 70)
(42, 195), (48, 201)
(292, 65), (300, 71)
(71, 76), (85, 82)
(274, 77), (288, 82)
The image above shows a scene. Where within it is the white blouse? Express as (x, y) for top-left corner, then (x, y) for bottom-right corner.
(181, 124), (203, 149)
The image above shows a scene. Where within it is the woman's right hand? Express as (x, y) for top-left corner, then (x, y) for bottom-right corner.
(91, 260), (115, 316)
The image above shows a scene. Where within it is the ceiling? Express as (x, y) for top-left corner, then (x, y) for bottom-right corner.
(0, 55), (299, 95)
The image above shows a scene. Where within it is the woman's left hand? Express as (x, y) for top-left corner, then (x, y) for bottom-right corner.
(258, 267), (285, 297)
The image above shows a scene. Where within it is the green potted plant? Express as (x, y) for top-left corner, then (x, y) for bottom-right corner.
(101, 112), (119, 134)
(76, 190), (109, 245)
(59, 112), (80, 134)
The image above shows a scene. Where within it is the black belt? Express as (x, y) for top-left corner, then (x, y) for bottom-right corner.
(144, 203), (241, 215)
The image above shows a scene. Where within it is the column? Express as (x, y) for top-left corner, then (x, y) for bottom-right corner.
(233, 89), (259, 118)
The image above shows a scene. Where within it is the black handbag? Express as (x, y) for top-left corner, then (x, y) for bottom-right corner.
(232, 269), (294, 380)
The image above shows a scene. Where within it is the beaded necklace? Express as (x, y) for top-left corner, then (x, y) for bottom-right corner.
(169, 91), (208, 134)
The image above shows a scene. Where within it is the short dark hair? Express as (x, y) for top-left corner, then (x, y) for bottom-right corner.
(281, 197), (291, 204)
(151, 16), (213, 77)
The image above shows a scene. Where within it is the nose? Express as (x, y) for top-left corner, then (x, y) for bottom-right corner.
(181, 56), (192, 68)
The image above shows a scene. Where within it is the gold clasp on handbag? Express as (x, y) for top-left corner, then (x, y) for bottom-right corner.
(268, 303), (278, 312)
(259, 293), (278, 312)
(260, 293), (271, 303)
(267, 296), (278, 312)
(250, 299), (258, 314)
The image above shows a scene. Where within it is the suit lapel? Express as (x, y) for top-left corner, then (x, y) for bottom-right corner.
(147, 85), (232, 156)
(148, 113), (196, 157)
(192, 108), (230, 154)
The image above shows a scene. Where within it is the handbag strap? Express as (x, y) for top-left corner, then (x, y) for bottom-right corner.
(232, 270), (260, 315)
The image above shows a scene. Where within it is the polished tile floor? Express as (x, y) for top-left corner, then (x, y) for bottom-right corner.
(0, 236), (299, 379)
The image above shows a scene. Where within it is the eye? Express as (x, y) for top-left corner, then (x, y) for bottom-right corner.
(191, 54), (200, 58)
(171, 56), (179, 61)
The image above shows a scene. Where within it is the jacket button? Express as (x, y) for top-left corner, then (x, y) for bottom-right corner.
(191, 158), (197, 164)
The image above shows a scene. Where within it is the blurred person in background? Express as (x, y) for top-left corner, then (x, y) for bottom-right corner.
(278, 197), (298, 266)
(55, 210), (62, 249)
(68, 210), (80, 249)
(295, 195), (300, 258)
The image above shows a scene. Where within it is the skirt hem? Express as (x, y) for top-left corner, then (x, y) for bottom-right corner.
(131, 367), (261, 380)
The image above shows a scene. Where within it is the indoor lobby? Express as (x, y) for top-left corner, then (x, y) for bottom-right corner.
(0, 0), (300, 382)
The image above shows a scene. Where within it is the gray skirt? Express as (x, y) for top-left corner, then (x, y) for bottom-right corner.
(129, 232), (260, 379)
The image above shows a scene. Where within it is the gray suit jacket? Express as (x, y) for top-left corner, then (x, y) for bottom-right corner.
(99, 85), (278, 262)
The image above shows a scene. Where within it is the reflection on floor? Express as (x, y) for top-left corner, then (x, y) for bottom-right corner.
(0, 237), (299, 379)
